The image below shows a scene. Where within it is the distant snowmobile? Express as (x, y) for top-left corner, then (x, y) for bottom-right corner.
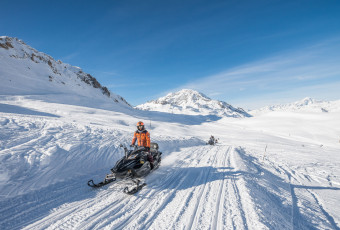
(88, 143), (162, 194)
(207, 136), (218, 145)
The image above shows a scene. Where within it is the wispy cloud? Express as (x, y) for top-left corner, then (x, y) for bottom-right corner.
(60, 52), (79, 61)
(177, 37), (340, 109)
(231, 80), (340, 109)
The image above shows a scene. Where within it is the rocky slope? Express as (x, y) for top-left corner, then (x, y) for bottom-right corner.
(0, 36), (130, 107)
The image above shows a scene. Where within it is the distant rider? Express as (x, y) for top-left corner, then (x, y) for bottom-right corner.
(209, 135), (217, 145)
(131, 121), (154, 169)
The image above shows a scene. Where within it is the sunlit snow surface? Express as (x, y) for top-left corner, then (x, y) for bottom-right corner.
(0, 95), (339, 230)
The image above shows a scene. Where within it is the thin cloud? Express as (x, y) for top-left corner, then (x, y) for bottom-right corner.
(233, 80), (340, 109)
(60, 52), (79, 61)
(177, 37), (340, 108)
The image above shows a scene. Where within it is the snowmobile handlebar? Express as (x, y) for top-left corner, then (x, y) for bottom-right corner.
(119, 144), (129, 158)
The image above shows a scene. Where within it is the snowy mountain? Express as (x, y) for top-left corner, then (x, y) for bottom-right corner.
(137, 89), (251, 117)
(0, 36), (130, 108)
(250, 97), (340, 115)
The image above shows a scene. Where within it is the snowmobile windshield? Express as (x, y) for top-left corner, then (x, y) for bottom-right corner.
(131, 146), (146, 154)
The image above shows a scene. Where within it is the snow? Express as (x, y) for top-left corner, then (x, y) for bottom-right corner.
(1, 37), (340, 229)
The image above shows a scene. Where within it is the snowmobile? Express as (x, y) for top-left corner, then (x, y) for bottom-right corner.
(87, 142), (162, 194)
(207, 136), (218, 145)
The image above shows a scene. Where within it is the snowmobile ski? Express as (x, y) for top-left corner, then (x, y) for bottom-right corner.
(87, 174), (116, 188)
(123, 179), (146, 195)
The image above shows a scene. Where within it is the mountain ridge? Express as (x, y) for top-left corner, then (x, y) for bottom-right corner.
(250, 97), (340, 115)
(0, 36), (131, 107)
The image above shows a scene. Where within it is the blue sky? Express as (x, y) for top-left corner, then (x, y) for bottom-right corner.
(1, 0), (340, 109)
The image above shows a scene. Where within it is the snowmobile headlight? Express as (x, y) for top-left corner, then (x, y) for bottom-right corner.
(127, 154), (137, 160)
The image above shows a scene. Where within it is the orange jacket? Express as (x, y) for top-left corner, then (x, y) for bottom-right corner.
(131, 130), (150, 148)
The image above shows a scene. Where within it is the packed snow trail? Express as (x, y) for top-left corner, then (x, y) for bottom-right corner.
(1, 143), (339, 229)
(0, 145), (261, 229)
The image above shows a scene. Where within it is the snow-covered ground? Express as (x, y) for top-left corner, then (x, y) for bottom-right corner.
(1, 95), (339, 230)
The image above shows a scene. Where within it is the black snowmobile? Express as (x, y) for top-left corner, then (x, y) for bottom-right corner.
(207, 136), (218, 145)
(87, 142), (162, 194)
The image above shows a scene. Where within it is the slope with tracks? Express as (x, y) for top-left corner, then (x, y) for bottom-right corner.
(1, 97), (340, 229)
(18, 145), (265, 230)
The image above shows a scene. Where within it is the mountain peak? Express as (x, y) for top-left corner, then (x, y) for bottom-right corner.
(176, 88), (208, 96)
(137, 89), (250, 118)
(158, 89), (211, 106)
(296, 97), (317, 106)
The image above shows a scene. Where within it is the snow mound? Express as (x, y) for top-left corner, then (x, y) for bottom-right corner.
(137, 89), (250, 118)
(0, 36), (130, 108)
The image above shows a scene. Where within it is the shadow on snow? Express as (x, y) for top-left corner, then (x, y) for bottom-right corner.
(0, 103), (60, 118)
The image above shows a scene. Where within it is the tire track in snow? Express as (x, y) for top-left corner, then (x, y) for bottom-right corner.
(213, 146), (231, 230)
(224, 148), (249, 230)
(187, 145), (231, 230)
(309, 191), (340, 230)
(104, 175), (186, 230)
(48, 192), (127, 230)
(25, 185), (128, 230)
(141, 147), (215, 230)
(262, 155), (339, 229)
(72, 183), (136, 229)
(71, 147), (200, 229)
(32, 177), (141, 230)
(288, 168), (340, 230)
(104, 145), (224, 230)
(229, 177), (249, 230)
(113, 147), (207, 230)
(185, 145), (225, 230)
(24, 146), (198, 230)
(142, 145), (249, 230)
(13, 144), (264, 230)
(0, 177), (92, 229)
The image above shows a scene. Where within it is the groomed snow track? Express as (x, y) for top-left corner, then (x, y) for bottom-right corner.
(0, 145), (262, 229)
(2, 143), (337, 230)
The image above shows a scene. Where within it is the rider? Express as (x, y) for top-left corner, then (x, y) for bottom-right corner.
(131, 121), (154, 169)
(209, 135), (215, 144)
